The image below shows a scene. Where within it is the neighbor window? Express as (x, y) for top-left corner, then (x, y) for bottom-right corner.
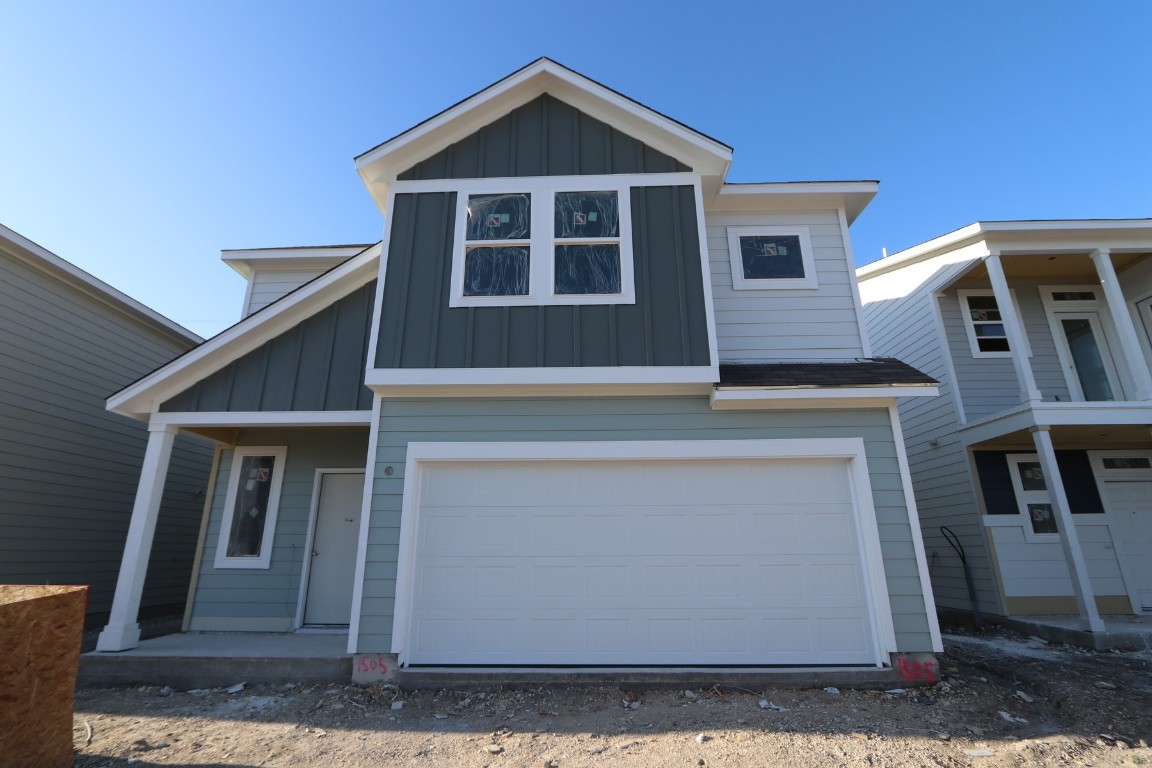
(726, 226), (817, 290)
(957, 290), (1032, 358)
(450, 178), (634, 307)
(214, 447), (287, 569)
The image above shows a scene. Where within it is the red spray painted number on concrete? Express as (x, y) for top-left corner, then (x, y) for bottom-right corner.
(357, 656), (390, 675)
(896, 658), (938, 683)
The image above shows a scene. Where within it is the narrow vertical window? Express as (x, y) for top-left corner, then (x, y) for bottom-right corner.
(215, 447), (287, 569)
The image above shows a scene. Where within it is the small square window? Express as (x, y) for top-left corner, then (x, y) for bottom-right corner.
(1015, 461), (1046, 492)
(726, 226), (817, 290)
(1028, 503), (1058, 534)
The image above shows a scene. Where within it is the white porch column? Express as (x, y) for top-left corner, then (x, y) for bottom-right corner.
(1030, 426), (1106, 633)
(96, 423), (179, 651)
(1091, 248), (1152, 400)
(985, 251), (1043, 402)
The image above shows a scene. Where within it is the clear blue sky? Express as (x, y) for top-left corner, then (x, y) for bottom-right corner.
(2, 1), (1149, 338)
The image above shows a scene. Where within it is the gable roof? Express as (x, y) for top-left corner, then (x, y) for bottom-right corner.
(1, 223), (200, 345)
(355, 58), (734, 211)
(107, 242), (381, 420)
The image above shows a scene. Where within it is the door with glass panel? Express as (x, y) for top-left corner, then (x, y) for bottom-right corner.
(1052, 311), (1123, 401)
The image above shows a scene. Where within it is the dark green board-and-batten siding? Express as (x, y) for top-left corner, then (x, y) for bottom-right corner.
(398, 95), (690, 180)
(374, 187), (710, 369)
(161, 282), (376, 413)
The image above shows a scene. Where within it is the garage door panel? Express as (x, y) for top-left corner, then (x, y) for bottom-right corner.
(405, 457), (878, 665)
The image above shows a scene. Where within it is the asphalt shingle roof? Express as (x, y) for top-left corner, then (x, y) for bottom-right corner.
(717, 358), (937, 388)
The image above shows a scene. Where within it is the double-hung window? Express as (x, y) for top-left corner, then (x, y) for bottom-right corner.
(450, 178), (635, 307)
(957, 289), (1032, 358)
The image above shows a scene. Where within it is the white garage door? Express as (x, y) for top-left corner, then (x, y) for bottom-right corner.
(402, 454), (880, 666)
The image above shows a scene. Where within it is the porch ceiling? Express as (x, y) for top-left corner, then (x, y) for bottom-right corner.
(972, 423), (1152, 450)
(961, 251), (1149, 281)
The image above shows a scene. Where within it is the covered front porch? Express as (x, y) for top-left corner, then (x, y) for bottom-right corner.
(962, 419), (1152, 634)
(94, 417), (373, 655)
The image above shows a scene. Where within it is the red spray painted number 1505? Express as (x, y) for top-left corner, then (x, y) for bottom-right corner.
(357, 656), (390, 675)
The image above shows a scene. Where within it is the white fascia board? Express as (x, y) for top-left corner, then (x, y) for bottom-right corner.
(0, 224), (201, 344)
(709, 182), (878, 225)
(221, 244), (373, 278)
(710, 385), (938, 410)
(364, 366), (714, 396)
(151, 411), (372, 428)
(958, 401), (1152, 445)
(108, 243), (382, 420)
(355, 60), (732, 212)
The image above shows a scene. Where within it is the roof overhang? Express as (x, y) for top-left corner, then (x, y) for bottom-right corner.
(858, 219), (1152, 282)
(222, 244), (375, 279)
(355, 58), (733, 214)
(0, 223), (200, 345)
(708, 181), (879, 224)
(108, 243), (382, 421)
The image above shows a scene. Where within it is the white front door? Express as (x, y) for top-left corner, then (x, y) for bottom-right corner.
(1101, 479), (1152, 612)
(303, 472), (363, 625)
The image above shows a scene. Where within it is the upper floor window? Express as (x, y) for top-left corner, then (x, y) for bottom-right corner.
(726, 226), (817, 290)
(450, 178), (635, 307)
(957, 289), (1032, 359)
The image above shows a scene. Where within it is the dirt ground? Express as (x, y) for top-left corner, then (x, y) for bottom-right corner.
(72, 627), (1152, 767)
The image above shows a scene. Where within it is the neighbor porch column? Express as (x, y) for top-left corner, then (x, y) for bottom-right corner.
(985, 251), (1043, 403)
(1030, 426), (1106, 633)
(1091, 248), (1152, 400)
(96, 423), (179, 651)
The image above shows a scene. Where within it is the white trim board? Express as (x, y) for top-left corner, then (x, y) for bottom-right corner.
(152, 411), (372, 428)
(365, 365), (718, 389)
(710, 386), (937, 410)
(391, 438), (898, 668)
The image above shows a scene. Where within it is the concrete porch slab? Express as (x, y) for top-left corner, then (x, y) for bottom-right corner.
(79, 632), (352, 689)
(997, 614), (1152, 651)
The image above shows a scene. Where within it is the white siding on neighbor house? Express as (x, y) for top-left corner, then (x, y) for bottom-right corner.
(859, 259), (1003, 616)
(0, 249), (213, 615)
(245, 269), (329, 316)
(990, 522), (1126, 597)
(705, 210), (865, 361)
(943, 279), (1090, 420)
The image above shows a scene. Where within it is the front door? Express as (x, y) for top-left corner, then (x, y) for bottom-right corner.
(1056, 312), (1122, 401)
(303, 472), (363, 625)
(1101, 479), (1152, 612)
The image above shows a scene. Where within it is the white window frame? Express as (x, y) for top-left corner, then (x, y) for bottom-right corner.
(1006, 453), (1061, 543)
(214, 446), (288, 569)
(1040, 284), (1127, 402)
(448, 176), (636, 307)
(957, 289), (1032, 359)
(726, 225), (817, 290)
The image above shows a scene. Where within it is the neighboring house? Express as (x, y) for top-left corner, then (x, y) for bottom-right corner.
(857, 220), (1152, 632)
(95, 59), (941, 672)
(0, 224), (213, 619)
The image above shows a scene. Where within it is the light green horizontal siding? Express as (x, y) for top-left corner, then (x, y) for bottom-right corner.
(0, 249), (212, 615)
(359, 397), (933, 654)
(189, 427), (370, 627)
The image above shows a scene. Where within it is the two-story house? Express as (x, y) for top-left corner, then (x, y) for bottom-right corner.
(94, 59), (940, 673)
(858, 220), (1152, 637)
